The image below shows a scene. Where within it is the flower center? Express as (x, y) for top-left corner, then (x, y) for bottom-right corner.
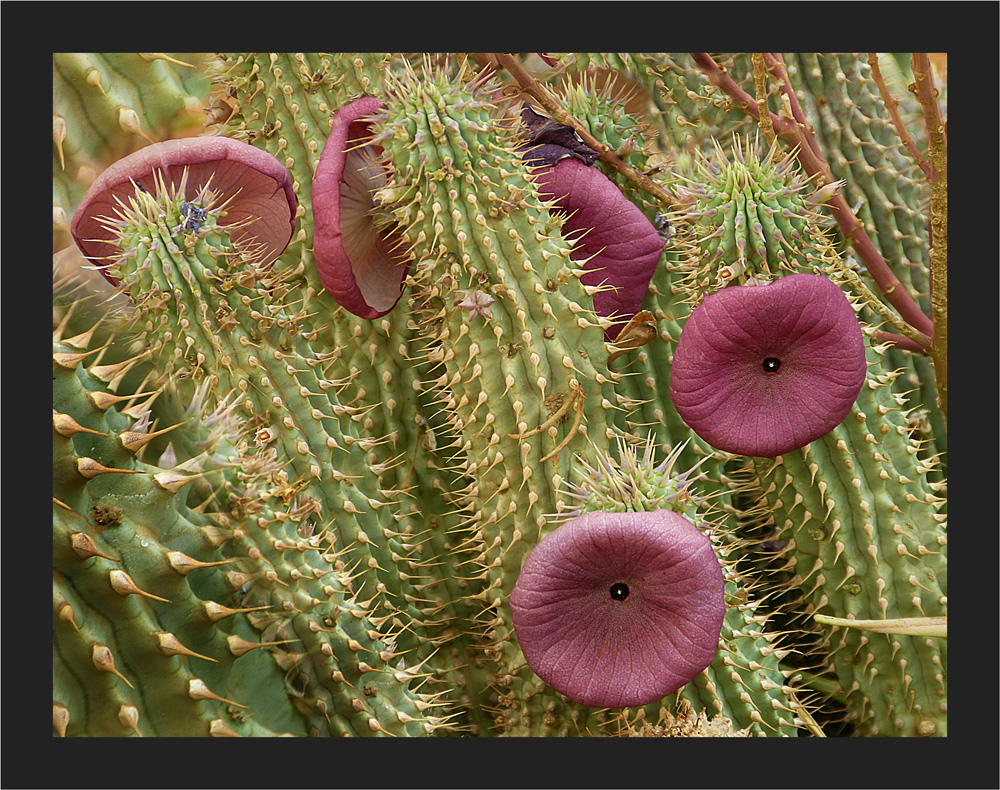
(762, 357), (782, 374)
(609, 582), (630, 601)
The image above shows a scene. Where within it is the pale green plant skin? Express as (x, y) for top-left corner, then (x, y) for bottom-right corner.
(52, 52), (945, 738)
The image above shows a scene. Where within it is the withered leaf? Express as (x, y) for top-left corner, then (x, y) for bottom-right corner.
(517, 104), (599, 167)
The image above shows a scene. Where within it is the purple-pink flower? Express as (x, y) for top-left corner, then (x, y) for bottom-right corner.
(312, 97), (410, 319)
(669, 273), (867, 457)
(535, 158), (664, 341)
(71, 137), (297, 284)
(510, 509), (726, 708)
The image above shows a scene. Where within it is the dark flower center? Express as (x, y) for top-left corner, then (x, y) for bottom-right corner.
(609, 582), (630, 601)
(762, 357), (782, 374)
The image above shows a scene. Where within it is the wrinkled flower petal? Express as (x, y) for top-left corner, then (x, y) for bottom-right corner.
(71, 137), (297, 284)
(510, 509), (726, 708)
(669, 273), (867, 457)
(312, 97), (410, 319)
(535, 158), (664, 341)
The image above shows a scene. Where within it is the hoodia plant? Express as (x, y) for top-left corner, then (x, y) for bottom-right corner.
(53, 52), (948, 744)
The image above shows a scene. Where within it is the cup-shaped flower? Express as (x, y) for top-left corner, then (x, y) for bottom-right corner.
(312, 97), (410, 319)
(669, 273), (867, 457)
(510, 509), (726, 709)
(71, 137), (297, 284)
(535, 158), (664, 341)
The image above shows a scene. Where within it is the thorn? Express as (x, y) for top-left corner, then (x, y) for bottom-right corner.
(86, 389), (160, 411)
(89, 352), (150, 391)
(188, 678), (245, 707)
(209, 719), (242, 737)
(61, 319), (106, 351)
(53, 114), (67, 170)
(367, 717), (397, 736)
(52, 342), (113, 369)
(53, 704), (70, 737)
(155, 631), (218, 662)
(226, 634), (299, 657)
(118, 419), (191, 454)
(76, 457), (145, 480)
(69, 532), (119, 562)
(201, 600), (271, 622)
(117, 704), (143, 736)
(152, 469), (203, 494)
(57, 602), (81, 631)
(109, 569), (171, 602)
(139, 52), (195, 68)
(53, 412), (109, 438)
(166, 551), (237, 576)
(118, 106), (156, 144)
(91, 643), (134, 688)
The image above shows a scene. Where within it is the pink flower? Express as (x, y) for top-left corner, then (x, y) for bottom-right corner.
(71, 137), (297, 284)
(535, 158), (664, 341)
(669, 273), (867, 457)
(312, 97), (410, 319)
(510, 509), (726, 708)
